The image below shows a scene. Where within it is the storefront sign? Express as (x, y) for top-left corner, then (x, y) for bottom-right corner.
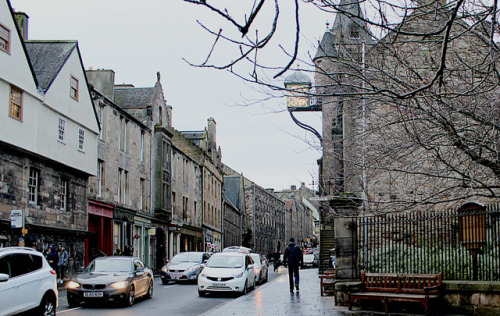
(10, 209), (23, 228)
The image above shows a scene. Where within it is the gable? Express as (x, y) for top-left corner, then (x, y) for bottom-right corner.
(0, 0), (38, 96)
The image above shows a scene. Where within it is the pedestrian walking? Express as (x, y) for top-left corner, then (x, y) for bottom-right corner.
(57, 244), (68, 283)
(273, 250), (281, 272)
(46, 246), (59, 271)
(283, 237), (303, 293)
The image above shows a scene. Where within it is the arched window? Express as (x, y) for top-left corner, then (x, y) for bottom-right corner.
(159, 106), (163, 126)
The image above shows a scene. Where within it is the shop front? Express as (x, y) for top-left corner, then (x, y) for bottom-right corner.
(87, 200), (114, 265)
(180, 226), (203, 252)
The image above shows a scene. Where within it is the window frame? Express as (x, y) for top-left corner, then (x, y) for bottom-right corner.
(0, 23), (10, 54)
(78, 128), (85, 152)
(349, 24), (360, 39)
(70, 76), (79, 101)
(59, 178), (68, 211)
(9, 85), (23, 121)
(97, 160), (103, 197)
(28, 168), (39, 205)
(58, 118), (66, 143)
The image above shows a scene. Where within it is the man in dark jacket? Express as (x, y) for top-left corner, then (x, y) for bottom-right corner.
(283, 237), (303, 293)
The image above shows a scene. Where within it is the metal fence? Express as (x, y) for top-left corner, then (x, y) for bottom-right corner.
(356, 203), (500, 281)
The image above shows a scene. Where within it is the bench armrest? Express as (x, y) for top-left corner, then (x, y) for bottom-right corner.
(424, 284), (442, 296)
(346, 282), (363, 293)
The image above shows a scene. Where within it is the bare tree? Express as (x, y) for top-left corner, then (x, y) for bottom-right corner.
(185, 0), (500, 211)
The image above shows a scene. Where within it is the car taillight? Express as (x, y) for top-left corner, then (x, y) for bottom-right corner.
(50, 270), (57, 275)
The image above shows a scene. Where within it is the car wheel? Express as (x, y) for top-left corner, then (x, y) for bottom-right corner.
(146, 279), (154, 299)
(198, 289), (206, 297)
(240, 281), (248, 296)
(67, 294), (80, 308)
(264, 271), (268, 283)
(39, 294), (56, 316)
(161, 279), (168, 285)
(125, 285), (135, 306)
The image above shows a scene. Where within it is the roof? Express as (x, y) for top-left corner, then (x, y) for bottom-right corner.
(114, 87), (155, 108)
(25, 41), (76, 92)
(284, 70), (312, 86)
(224, 177), (242, 209)
(314, 30), (337, 60)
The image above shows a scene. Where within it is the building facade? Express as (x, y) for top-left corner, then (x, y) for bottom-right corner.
(0, 4), (99, 266)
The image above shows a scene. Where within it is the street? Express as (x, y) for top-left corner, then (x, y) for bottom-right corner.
(56, 266), (282, 316)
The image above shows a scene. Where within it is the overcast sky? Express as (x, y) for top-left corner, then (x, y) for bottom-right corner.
(10, 0), (332, 191)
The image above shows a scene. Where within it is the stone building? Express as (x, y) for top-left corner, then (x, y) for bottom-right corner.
(86, 69), (171, 270)
(173, 118), (224, 252)
(222, 175), (245, 248)
(0, 3), (99, 263)
(170, 129), (203, 255)
(276, 183), (319, 248)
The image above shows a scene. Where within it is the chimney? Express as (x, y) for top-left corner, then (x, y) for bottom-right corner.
(291, 185), (297, 191)
(14, 12), (29, 40)
(207, 117), (216, 152)
(85, 69), (115, 100)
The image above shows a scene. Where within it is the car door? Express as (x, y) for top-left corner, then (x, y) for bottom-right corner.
(133, 259), (148, 296)
(245, 255), (255, 287)
(0, 254), (20, 315)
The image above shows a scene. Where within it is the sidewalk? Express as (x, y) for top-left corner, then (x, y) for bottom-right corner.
(202, 268), (359, 316)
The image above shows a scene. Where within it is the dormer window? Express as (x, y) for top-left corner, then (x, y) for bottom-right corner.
(350, 25), (360, 39)
(0, 24), (9, 53)
(70, 76), (79, 101)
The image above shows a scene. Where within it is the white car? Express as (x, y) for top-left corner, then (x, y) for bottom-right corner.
(0, 247), (58, 315)
(250, 253), (268, 284)
(197, 252), (256, 296)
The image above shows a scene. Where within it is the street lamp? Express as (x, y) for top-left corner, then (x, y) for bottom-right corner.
(284, 69), (322, 143)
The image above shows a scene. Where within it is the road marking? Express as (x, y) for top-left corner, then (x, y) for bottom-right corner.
(58, 307), (81, 313)
(162, 283), (179, 288)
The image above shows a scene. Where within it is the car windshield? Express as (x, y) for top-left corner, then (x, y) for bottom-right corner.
(86, 259), (132, 273)
(171, 252), (203, 263)
(206, 255), (243, 268)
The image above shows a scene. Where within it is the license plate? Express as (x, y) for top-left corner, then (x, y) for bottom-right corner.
(170, 273), (181, 279)
(212, 282), (226, 287)
(83, 292), (104, 298)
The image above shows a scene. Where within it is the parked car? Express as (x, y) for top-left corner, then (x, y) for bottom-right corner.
(222, 246), (252, 253)
(302, 253), (318, 268)
(0, 246), (58, 316)
(66, 256), (153, 307)
(197, 252), (255, 296)
(250, 253), (268, 284)
(160, 252), (211, 284)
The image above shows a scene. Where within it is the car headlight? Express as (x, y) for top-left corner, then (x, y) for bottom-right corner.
(110, 281), (129, 289)
(186, 265), (200, 273)
(161, 266), (168, 273)
(67, 281), (80, 289)
(233, 271), (244, 278)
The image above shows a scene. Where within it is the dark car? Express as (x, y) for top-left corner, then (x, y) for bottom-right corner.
(160, 252), (211, 284)
(66, 256), (153, 307)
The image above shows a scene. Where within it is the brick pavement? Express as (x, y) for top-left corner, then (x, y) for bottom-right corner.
(202, 267), (360, 316)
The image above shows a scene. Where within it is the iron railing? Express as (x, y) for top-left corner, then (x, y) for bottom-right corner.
(356, 203), (500, 281)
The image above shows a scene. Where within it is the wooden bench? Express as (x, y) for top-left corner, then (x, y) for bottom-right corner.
(320, 269), (336, 297)
(348, 272), (442, 315)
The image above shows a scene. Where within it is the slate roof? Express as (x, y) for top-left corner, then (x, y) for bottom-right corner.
(284, 70), (312, 86)
(25, 41), (76, 92)
(314, 30), (337, 60)
(224, 177), (242, 209)
(114, 87), (155, 108)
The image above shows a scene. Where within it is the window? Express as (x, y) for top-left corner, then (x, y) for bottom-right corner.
(9, 86), (22, 120)
(350, 24), (360, 39)
(97, 160), (103, 197)
(140, 131), (144, 161)
(140, 178), (145, 210)
(70, 76), (79, 100)
(159, 107), (163, 126)
(183, 196), (188, 220)
(98, 105), (104, 140)
(118, 168), (122, 203)
(124, 170), (129, 205)
(119, 117), (128, 152)
(0, 24), (9, 53)
(28, 168), (39, 204)
(78, 128), (85, 151)
(58, 118), (66, 142)
(59, 178), (68, 211)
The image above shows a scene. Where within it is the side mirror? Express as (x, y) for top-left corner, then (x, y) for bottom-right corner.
(200, 263), (205, 268)
(247, 264), (254, 270)
(0, 273), (9, 283)
(135, 267), (144, 275)
(203, 259), (208, 263)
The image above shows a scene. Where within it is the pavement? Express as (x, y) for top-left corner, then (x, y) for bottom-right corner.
(201, 268), (363, 316)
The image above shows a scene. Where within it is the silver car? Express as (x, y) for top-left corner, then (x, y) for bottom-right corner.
(160, 252), (211, 284)
(250, 253), (269, 284)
